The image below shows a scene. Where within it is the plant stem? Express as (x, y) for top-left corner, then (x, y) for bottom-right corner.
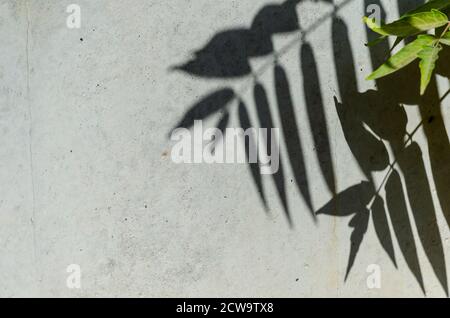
(438, 21), (450, 39)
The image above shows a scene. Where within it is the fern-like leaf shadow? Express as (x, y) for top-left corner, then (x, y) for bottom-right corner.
(169, 0), (449, 295)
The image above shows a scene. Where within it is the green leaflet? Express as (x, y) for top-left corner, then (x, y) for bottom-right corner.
(405, 0), (450, 16)
(367, 35), (437, 81)
(440, 31), (450, 45)
(365, 35), (387, 47)
(365, 1), (450, 47)
(364, 10), (448, 37)
(366, 35), (403, 49)
(364, 16), (382, 33)
(364, 2), (450, 96)
(418, 44), (443, 95)
(365, 36), (404, 49)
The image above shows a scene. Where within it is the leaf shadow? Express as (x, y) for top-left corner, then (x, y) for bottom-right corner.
(238, 101), (269, 212)
(171, 0), (303, 78)
(254, 82), (293, 227)
(274, 64), (315, 218)
(169, 0), (449, 296)
(300, 43), (337, 196)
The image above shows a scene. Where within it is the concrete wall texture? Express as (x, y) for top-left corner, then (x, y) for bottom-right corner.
(0, 0), (449, 297)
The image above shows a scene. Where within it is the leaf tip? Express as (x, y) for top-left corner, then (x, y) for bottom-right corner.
(168, 64), (184, 72)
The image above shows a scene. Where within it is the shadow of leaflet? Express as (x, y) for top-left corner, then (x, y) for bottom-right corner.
(386, 170), (426, 294)
(254, 83), (293, 227)
(300, 42), (337, 197)
(316, 181), (373, 280)
(397, 142), (448, 296)
(238, 100), (269, 212)
(274, 64), (315, 219)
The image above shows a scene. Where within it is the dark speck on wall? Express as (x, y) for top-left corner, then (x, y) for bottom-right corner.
(80, 38), (83, 42)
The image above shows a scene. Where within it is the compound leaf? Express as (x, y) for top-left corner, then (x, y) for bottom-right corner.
(367, 35), (437, 80)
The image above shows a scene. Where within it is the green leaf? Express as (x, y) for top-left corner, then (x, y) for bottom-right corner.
(365, 35), (387, 47)
(418, 44), (443, 95)
(365, 1), (450, 47)
(366, 35), (404, 49)
(364, 10), (448, 37)
(440, 31), (450, 45)
(404, 0), (450, 16)
(366, 35), (405, 49)
(367, 35), (437, 80)
(364, 16), (382, 32)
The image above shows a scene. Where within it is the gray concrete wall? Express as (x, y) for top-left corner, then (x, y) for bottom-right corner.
(0, 0), (449, 297)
